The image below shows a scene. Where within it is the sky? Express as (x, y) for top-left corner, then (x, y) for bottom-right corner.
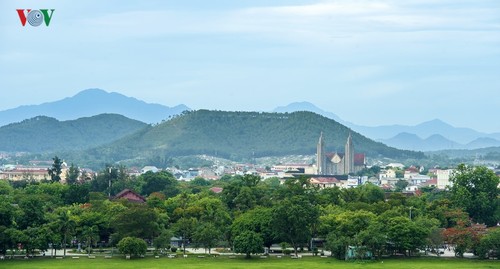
(1, 0), (499, 133)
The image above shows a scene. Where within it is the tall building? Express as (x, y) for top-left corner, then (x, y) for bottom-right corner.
(316, 132), (327, 175)
(316, 132), (365, 175)
(344, 133), (354, 174)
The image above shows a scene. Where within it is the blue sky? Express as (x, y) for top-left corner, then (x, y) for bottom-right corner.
(1, 0), (499, 132)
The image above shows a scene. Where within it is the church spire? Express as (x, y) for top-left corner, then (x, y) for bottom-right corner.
(344, 132), (354, 174)
(317, 132), (326, 175)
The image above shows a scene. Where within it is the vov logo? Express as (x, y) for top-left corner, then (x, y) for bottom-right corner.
(16, 9), (55, 27)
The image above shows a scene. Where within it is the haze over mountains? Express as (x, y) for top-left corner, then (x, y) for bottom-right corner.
(1, 89), (498, 153)
(0, 89), (189, 126)
(274, 102), (500, 151)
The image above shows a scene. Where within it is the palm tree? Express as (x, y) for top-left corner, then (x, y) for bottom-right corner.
(55, 210), (76, 257)
(82, 225), (100, 255)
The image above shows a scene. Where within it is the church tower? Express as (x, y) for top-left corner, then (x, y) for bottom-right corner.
(316, 132), (327, 175)
(344, 132), (354, 174)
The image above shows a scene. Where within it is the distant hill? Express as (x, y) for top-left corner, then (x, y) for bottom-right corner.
(428, 146), (500, 161)
(465, 137), (500, 149)
(0, 114), (148, 152)
(0, 89), (190, 127)
(274, 102), (500, 147)
(353, 119), (496, 144)
(86, 110), (424, 163)
(380, 133), (462, 151)
(272, 102), (347, 124)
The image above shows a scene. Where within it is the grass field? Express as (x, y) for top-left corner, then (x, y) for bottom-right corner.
(0, 256), (498, 269)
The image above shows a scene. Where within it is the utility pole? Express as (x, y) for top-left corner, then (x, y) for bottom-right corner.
(108, 167), (112, 198)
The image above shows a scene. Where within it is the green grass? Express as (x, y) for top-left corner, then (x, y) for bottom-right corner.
(0, 256), (499, 269)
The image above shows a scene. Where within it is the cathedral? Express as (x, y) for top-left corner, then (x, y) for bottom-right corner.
(316, 132), (365, 175)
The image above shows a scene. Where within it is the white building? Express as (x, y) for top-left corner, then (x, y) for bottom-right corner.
(379, 169), (397, 180)
(436, 169), (454, 189)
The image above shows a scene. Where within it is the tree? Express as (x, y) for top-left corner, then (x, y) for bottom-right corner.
(192, 197), (231, 240)
(477, 228), (500, 259)
(386, 216), (430, 256)
(442, 222), (485, 257)
(272, 196), (319, 256)
(64, 183), (90, 205)
(53, 209), (76, 257)
(66, 163), (80, 184)
(22, 225), (55, 256)
(48, 156), (63, 182)
(358, 183), (385, 204)
(192, 222), (221, 254)
(16, 194), (47, 230)
(325, 232), (350, 259)
(231, 207), (274, 252)
(112, 205), (160, 241)
(450, 164), (500, 226)
(140, 171), (179, 197)
(172, 217), (197, 255)
(356, 221), (386, 259)
(82, 225), (100, 255)
(153, 230), (173, 255)
(117, 237), (147, 257)
(318, 186), (343, 206)
(233, 231), (264, 258)
(395, 179), (409, 192)
(427, 227), (444, 256)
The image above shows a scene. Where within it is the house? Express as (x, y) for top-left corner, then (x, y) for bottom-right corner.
(209, 187), (223, 194)
(405, 185), (419, 192)
(385, 163), (405, 169)
(309, 177), (341, 189)
(170, 237), (183, 248)
(113, 189), (146, 203)
(141, 166), (159, 174)
(421, 178), (437, 188)
(379, 169), (396, 179)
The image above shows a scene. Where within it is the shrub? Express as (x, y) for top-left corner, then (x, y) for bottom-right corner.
(117, 237), (147, 257)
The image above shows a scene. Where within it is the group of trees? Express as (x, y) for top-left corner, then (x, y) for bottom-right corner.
(0, 163), (498, 259)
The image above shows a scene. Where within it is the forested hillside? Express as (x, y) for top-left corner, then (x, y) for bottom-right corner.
(0, 114), (147, 152)
(89, 110), (423, 163)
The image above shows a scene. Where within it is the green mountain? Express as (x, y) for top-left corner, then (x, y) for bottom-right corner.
(0, 114), (148, 152)
(89, 110), (423, 163)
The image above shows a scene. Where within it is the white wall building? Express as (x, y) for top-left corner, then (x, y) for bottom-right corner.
(436, 169), (454, 189)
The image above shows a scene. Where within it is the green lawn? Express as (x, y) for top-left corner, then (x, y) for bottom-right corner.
(0, 256), (498, 269)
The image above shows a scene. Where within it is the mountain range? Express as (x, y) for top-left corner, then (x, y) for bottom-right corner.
(0, 108), (423, 168)
(1, 89), (498, 153)
(0, 89), (189, 126)
(274, 102), (500, 151)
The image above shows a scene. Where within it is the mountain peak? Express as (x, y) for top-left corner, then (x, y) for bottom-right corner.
(273, 102), (343, 122)
(417, 118), (452, 128)
(74, 88), (108, 96)
(0, 89), (190, 127)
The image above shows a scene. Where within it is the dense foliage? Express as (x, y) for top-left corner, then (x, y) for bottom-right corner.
(0, 114), (147, 152)
(0, 164), (498, 260)
(117, 237), (147, 257)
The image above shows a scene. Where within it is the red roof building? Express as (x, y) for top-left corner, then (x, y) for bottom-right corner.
(113, 189), (146, 203)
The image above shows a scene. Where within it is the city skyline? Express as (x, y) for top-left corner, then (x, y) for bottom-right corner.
(1, 0), (499, 133)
